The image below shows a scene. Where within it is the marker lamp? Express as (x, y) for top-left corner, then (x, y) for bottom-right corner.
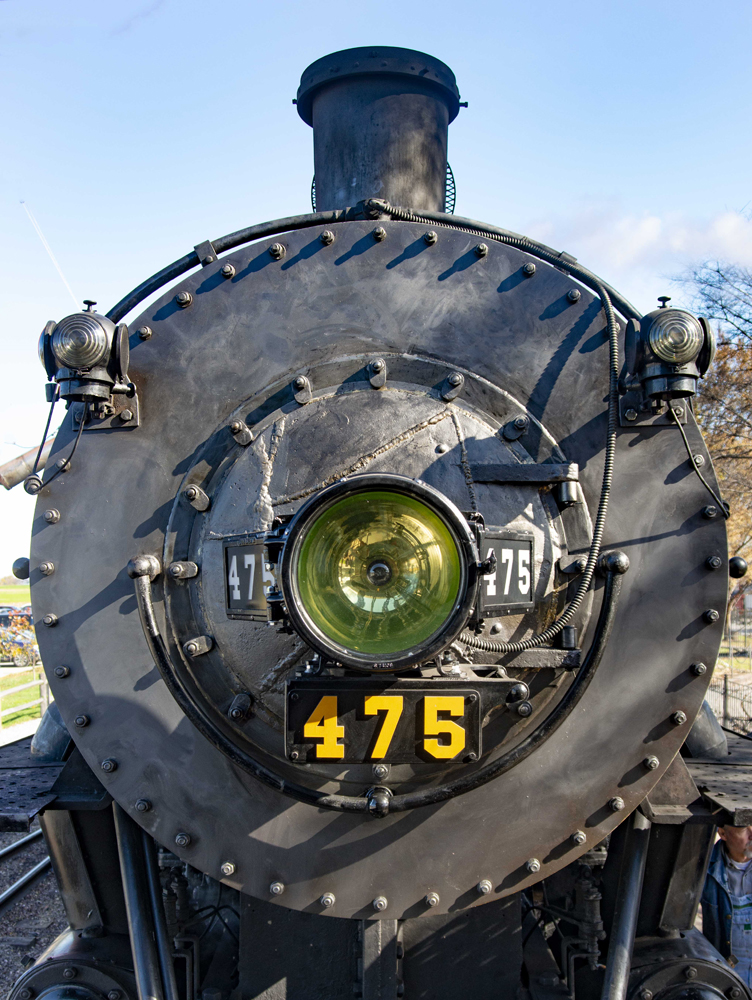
(280, 475), (479, 671)
(647, 310), (704, 365)
(51, 314), (110, 370)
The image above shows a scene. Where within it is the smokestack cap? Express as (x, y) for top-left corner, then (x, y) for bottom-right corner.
(296, 47), (461, 127)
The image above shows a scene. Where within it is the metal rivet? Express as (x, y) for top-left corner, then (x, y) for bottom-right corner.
(639, 990), (653, 1000)
(221, 862), (236, 876)
(320, 892), (336, 908)
(74, 714), (90, 728)
(108, 991), (122, 1000)
(523, 262), (536, 277)
(294, 376), (307, 390)
(137, 326), (152, 340)
(119, 409), (134, 423)
(371, 358), (385, 373)
(175, 291), (192, 308)
(43, 509), (60, 524)
(290, 750), (299, 761)
(572, 830), (586, 846)
(320, 230), (335, 245)
(476, 880), (493, 895)
(448, 372), (463, 387)
(693, 454), (705, 468)
(644, 755), (660, 770)
(424, 231), (438, 245)
(135, 799), (151, 813)
(269, 243), (286, 259)
(62, 969), (77, 981)
(609, 797), (625, 812)
(54, 665), (70, 678)
(175, 833), (191, 848)
(490, 623), (503, 635)
(466, 752), (478, 761)
(19, 990), (33, 999)
(514, 415), (528, 431)
(39, 561), (55, 576)
(672, 711), (687, 726)
(270, 881), (285, 895)
(100, 759), (117, 773)
(625, 408), (638, 422)
(702, 505), (718, 519)
(567, 289), (581, 303)
(436, 443), (450, 454)
(706, 555), (723, 570)
(373, 227), (387, 242)
(372, 763), (389, 781)
(685, 967), (698, 980)
(42, 613), (58, 627)
(526, 858), (541, 874)
(56, 458), (70, 471)
(425, 891), (440, 907)
(517, 702), (533, 717)
(704, 609), (720, 624)
(372, 896), (388, 912)
(692, 662), (707, 676)
(728, 988), (742, 999)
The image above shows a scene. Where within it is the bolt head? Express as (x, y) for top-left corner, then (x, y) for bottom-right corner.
(19, 990), (33, 1000)
(448, 372), (463, 386)
(672, 711), (688, 726)
(572, 831), (586, 846)
(43, 508), (60, 523)
(644, 756), (660, 770)
(513, 415), (528, 430)
(42, 614), (58, 627)
(269, 243), (285, 259)
(135, 799), (151, 813)
(523, 262), (536, 276)
(54, 665), (70, 678)
(294, 376), (307, 390)
(184, 641), (199, 656)
(693, 454), (705, 468)
(137, 326), (152, 340)
(424, 231), (438, 245)
(40, 561), (54, 576)
(425, 891), (440, 907)
(290, 750), (299, 761)
(175, 833), (191, 848)
(702, 505), (718, 519)
(625, 408), (638, 422)
(474, 243), (488, 257)
(517, 702), (533, 717)
(100, 759), (117, 773)
(372, 763), (389, 781)
(75, 715), (90, 728)
(62, 968), (77, 980)
(221, 862), (236, 876)
(220, 263), (236, 279)
(526, 858), (541, 874)
(728, 989), (742, 999)
(609, 796), (625, 812)
(372, 896), (388, 912)
(371, 358), (385, 373)
(706, 555), (723, 570)
(230, 420), (243, 434)
(477, 879), (493, 895)
(704, 608), (720, 623)
(567, 288), (581, 303)
(320, 892), (336, 908)
(270, 881), (285, 895)
(685, 967), (698, 980)
(108, 991), (122, 1000)
(373, 227), (387, 241)
(692, 662), (707, 676)
(120, 409), (134, 423)
(176, 291), (192, 307)
(320, 230), (334, 245)
(639, 990), (653, 1000)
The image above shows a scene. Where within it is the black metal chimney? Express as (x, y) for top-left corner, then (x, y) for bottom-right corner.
(296, 47), (461, 213)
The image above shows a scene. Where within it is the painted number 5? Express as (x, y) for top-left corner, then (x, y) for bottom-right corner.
(423, 695), (466, 759)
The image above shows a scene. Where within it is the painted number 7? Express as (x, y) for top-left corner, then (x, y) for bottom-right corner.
(364, 695), (404, 759)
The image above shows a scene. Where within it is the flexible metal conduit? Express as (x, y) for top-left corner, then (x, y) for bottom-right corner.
(600, 811), (652, 1000)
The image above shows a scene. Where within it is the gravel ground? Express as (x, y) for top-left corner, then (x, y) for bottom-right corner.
(0, 825), (68, 998)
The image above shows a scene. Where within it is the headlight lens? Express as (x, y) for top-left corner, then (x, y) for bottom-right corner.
(280, 476), (478, 669)
(51, 314), (109, 370)
(647, 310), (703, 364)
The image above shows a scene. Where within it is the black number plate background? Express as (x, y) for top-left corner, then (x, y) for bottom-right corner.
(480, 529), (534, 614)
(286, 679), (481, 765)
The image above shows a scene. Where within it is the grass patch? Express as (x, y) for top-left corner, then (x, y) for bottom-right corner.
(0, 668), (45, 728)
(0, 585), (31, 605)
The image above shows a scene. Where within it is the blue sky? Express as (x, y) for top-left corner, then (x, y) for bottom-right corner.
(2, 0), (751, 576)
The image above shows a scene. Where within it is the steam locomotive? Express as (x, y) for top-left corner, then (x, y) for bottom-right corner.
(5, 45), (751, 1000)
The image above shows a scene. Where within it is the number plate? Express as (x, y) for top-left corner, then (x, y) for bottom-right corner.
(480, 528), (534, 615)
(224, 541), (274, 620)
(286, 680), (482, 765)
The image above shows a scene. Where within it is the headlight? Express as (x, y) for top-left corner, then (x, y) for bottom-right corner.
(647, 310), (704, 364)
(51, 314), (109, 370)
(280, 475), (479, 671)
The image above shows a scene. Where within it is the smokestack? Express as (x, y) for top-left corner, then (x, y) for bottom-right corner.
(296, 47), (461, 213)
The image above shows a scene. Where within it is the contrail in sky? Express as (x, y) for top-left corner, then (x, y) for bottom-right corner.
(20, 201), (79, 309)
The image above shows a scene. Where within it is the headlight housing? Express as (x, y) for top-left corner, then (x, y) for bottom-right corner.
(647, 310), (704, 364)
(279, 474), (480, 671)
(51, 313), (110, 369)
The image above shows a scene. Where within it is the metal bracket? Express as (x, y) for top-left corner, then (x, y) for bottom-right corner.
(73, 392), (140, 431)
(440, 371), (464, 401)
(368, 357), (387, 388)
(619, 391), (688, 428)
(194, 240), (218, 266)
(471, 462), (579, 485)
(293, 375), (312, 405)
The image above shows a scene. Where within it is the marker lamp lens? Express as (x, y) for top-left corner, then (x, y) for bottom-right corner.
(294, 490), (462, 658)
(647, 310), (703, 364)
(51, 314), (109, 370)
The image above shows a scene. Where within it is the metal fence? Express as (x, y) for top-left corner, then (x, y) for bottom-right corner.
(707, 676), (752, 734)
